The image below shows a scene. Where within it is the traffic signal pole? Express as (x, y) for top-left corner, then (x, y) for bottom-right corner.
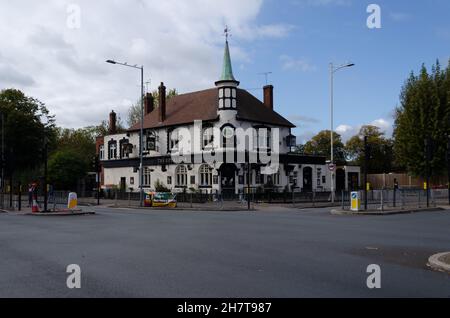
(364, 136), (368, 211)
(447, 136), (450, 205)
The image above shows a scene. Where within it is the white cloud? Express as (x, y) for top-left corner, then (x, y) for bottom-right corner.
(335, 118), (393, 142)
(280, 55), (316, 72)
(0, 0), (291, 128)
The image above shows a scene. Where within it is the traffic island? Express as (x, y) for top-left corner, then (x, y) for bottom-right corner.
(26, 210), (95, 216)
(428, 252), (450, 274)
(107, 204), (256, 212)
(331, 207), (445, 216)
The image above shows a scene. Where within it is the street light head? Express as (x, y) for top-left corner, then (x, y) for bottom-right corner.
(346, 63), (355, 67)
(106, 60), (117, 64)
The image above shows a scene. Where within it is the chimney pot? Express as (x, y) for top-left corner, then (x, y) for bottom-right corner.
(263, 85), (274, 111)
(159, 82), (166, 122)
(109, 110), (117, 134)
(144, 93), (154, 114)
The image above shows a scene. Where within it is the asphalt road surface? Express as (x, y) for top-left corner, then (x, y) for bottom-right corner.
(1, 206), (449, 297)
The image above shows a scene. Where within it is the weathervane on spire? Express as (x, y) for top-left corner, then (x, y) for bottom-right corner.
(224, 25), (231, 42)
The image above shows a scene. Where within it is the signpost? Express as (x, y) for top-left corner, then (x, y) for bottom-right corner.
(351, 191), (361, 212)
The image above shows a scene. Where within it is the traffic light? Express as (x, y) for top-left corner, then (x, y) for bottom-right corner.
(92, 155), (100, 173)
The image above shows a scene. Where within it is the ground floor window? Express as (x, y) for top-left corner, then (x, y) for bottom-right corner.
(199, 164), (212, 186)
(99, 145), (105, 160)
(176, 165), (187, 186)
(274, 172), (280, 185)
(143, 167), (151, 187)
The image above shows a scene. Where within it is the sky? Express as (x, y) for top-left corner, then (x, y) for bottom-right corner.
(0, 0), (449, 143)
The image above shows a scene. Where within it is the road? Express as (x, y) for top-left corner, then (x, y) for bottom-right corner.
(0, 206), (449, 297)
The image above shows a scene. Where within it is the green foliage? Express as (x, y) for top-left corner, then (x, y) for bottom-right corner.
(304, 130), (346, 163)
(0, 89), (55, 174)
(292, 144), (305, 154)
(345, 125), (397, 173)
(47, 126), (107, 190)
(154, 179), (171, 192)
(48, 150), (88, 190)
(393, 60), (450, 177)
(85, 117), (126, 137)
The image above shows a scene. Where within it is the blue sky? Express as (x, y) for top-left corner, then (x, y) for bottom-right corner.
(229, 0), (450, 142)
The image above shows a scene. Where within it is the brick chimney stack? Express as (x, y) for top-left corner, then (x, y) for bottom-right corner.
(144, 93), (154, 114)
(109, 110), (117, 134)
(263, 85), (274, 110)
(158, 82), (166, 122)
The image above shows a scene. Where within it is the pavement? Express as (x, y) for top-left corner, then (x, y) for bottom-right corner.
(428, 252), (450, 273)
(331, 206), (447, 216)
(0, 205), (449, 297)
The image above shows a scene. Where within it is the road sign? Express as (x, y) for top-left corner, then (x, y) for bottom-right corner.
(351, 191), (361, 211)
(328, 163), (336, 172)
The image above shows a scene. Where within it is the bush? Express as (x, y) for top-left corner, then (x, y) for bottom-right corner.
(154, 179), (171, 192)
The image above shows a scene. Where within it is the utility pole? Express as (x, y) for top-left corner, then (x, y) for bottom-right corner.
(43, 140), (48, 212)
(106, 60), (145, 207)
(329, 62), (355, 204)
(96, 155), (101, 206)
(247, 150), (251, 211)
(0, 112), (4, 210)
(364, 136), (368, 210)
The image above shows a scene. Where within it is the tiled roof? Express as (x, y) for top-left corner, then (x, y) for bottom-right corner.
(128, 88), (295, 131)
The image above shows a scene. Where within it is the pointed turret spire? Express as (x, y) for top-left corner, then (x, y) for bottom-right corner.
(216, 27), (239, 87)
(220, 40), (236, 82)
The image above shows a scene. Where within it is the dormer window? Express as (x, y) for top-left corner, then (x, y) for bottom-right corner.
(221, 125), (236, 149)
(168, 129), (179, 153)
(202, 125), (214, 149)
(146, 130), (157, 151)
(218, 87), (237, 110)
(108, 141), (117, 159)
(253, 126), (272, 151)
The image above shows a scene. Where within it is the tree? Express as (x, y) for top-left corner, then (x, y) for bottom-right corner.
(292, 144), (305, 154)
(85, 117), (126, 137)
(304, 130), (346, 163)
(48, 150), (88, 190)
(345, 125), (396, 174)
(393, 60), (450, 177)
(53, 127), (96, 162)
(0, 89), (55, 176)
(127, 88), (178, 127)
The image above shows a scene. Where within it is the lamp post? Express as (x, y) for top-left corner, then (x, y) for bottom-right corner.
(106, 59), (145, 207)
(329, 62), (354, 203)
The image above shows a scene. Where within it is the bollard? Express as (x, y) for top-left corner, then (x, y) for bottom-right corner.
(18, 183), (22, 211)
(418, 190), (421, 208)
(341, 190), (345, 210)
(393, 187), (396, 208)
(380, 190), (384, 212)
(401, 189), (405, 210)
